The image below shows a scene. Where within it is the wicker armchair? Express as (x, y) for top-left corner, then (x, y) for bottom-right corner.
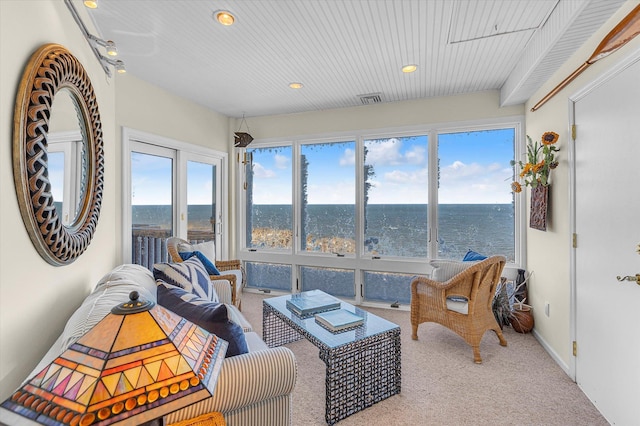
(410, 256), (507, 363)
(166, 237), (244, 309)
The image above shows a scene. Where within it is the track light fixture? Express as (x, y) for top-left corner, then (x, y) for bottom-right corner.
(101, 56), (126, 74)
(64, 0), (125, 77)
(87, 34), (118, 56)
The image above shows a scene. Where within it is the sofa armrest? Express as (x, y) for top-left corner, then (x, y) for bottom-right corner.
(210, 277), (233, 305)
(164, 347), (297, 423)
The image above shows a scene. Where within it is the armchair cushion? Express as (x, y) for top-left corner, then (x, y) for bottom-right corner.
(179, 250), (221, 275)
(154, 256), (219, 302)
(157, 280), (248, 357)
(430, 259), (470, 281)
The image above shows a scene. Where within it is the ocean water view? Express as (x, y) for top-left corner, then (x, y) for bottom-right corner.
(251, 204), (514, 260)
(133, 204), (514, 261)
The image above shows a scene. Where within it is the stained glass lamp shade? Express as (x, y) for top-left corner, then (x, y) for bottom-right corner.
(1, 292), (227, 425)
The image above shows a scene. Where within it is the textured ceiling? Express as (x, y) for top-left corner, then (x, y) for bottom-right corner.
(83, 0), (625, 118)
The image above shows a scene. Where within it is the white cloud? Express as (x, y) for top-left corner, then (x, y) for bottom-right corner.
(365, 138), (403, 165)
(339, 148), (356, 166)
(252, 162), (276, 178)
(438, 160), (512, 203)
(274, 154), (290, 169)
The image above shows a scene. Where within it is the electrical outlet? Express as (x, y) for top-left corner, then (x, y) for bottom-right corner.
(544, 302), (550, 317)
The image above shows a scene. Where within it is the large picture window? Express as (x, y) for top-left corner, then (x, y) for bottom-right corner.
(239, 119), (521, 305)
(437, 128), (515, 260)
(245, 145), (292, 250)
(363, 135), (429, 258)
(300, 141), (355, 254)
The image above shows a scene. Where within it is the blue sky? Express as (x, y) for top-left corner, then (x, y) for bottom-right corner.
(250, 128), (514, 205)
(129, 128), (515, 205)
(131, 154), (217, 205)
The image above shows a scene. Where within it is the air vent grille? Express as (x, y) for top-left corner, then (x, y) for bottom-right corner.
(358, 93), (383, 105)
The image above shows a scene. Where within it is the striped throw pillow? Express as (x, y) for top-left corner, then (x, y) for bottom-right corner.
(153, 256), (219, 302)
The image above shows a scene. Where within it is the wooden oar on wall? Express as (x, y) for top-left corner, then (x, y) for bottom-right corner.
(531, 3), (640, 112)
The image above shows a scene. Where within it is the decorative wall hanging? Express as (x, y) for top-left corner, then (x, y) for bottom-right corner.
(529, 185), (549, 231)
(13, 44), (105, 265)
(234, 114), (254, 147)
(511, 132), (559, 231)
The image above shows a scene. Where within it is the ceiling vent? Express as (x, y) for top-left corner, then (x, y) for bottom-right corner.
(358, 93), (383, 105)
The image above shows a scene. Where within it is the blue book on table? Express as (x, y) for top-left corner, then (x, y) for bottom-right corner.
(286, 290), (341, 317)
(315, 309), (364, 332)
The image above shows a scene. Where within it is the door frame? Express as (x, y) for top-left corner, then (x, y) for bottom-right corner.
(122, 127), (229, 263)
(567, 45), (640, 381)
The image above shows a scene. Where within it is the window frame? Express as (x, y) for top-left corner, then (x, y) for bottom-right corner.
(237, 116), (525, 303)
(122, 127), (229, 264)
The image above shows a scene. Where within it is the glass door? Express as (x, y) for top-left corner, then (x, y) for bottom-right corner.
(184, 157), (224, 259)
(130, 143), (175, 264)
(123, 129), (228, 266)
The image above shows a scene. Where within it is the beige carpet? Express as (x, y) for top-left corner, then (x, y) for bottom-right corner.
(240, 292), (607, 426)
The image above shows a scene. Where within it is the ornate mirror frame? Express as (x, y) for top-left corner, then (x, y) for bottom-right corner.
(13, 44), (104, 266)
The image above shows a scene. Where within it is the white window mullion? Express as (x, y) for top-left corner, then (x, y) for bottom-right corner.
(428, 129), (439, 258)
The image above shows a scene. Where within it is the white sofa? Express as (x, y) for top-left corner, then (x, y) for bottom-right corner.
(17, 264), (297, 426)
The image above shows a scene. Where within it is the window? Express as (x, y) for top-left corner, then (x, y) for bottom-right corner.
(300, 141), (355, 254)
(48, 131), (85, 226)
(363, 135), (428, 258)
(244, 145), (292, 250)
(437, 128), (515, 260)
(238, 119), (521, 305)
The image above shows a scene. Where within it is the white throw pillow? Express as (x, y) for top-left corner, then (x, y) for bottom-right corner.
(430, 260), (473, 281)
(189, 241), (216, 262)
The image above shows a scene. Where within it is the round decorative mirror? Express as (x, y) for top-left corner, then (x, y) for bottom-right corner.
(13, 44), (104, 266)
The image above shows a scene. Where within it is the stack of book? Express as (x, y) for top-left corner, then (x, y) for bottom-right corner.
(315, 309), (364, 332)
(286, 290), (341, 317)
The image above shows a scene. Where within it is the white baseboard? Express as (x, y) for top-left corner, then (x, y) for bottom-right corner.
(531, 328), (575, 381)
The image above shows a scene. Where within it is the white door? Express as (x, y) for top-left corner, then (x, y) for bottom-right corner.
(573, 55), (640, 425)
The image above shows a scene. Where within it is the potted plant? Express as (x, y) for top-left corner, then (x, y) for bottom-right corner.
(492, 271), (534, 333)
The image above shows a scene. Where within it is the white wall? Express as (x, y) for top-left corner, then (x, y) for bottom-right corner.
(525, 0), (640, 371)
(0, 0), (118, 401)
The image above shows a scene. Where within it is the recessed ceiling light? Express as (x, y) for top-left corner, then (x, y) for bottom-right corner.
(83, 0), (98, 8)
(402, 64), (418, 73)
(214, 10), (235, 26)
(289, 82), (303, 89)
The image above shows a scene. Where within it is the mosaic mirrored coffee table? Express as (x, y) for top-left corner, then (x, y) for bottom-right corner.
(263, 291), (401, 425)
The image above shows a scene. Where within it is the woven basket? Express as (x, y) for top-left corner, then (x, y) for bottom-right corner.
(168, 412), (226, 426)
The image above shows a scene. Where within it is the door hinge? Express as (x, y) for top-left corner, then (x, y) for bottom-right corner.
(571, 124), (577, 140)
(573, 340), (577, 357)
(572, 233), (577, 248)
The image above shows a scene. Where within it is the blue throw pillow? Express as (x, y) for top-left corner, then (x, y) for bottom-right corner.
(179, 251), (220, 275)
(153, 256), (218, 302)
(462, 249), (487, 261)
(157, 280), (248, 357)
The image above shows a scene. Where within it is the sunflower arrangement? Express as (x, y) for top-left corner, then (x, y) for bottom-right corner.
(510, 131), (559, 192)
